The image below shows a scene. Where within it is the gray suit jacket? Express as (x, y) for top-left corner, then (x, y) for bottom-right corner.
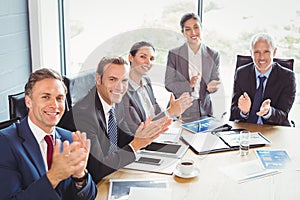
(116, 76), (165, 133)
(60, 86), (136, 183)
(165, 43), (220, 122)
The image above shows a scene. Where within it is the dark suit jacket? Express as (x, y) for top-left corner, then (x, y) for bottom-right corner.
(0, 117), (97, 200)
(165, 43), (220, 122)
(116, 76), (165, 133)
(229, 62), (296, 126)
(59, 86), (135, 183)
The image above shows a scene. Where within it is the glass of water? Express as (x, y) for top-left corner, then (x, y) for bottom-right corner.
(240, 130), (250, 156)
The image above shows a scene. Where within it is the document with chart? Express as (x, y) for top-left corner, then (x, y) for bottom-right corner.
(181, 129), (271, 155)
(255, 149), (291, 169)
(181, 117), (222, 133)
(108, 179), (169, 200)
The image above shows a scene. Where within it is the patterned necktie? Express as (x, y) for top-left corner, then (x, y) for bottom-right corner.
(247, 76), (267, 123)
(108, 107), (118, 154)
(44, 135), (54, 170)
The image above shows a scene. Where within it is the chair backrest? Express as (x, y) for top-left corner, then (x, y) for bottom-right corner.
(8, 92), (27, 120)
(0, 117), (20, 130)
(63, 70), (96, 109)
(236, 55), (294, 71)
(8, 71), (95, 121)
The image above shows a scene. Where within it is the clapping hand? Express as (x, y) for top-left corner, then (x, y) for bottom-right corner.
(257, 99), (271, 116)
(238, 92), (251, 115)
(207, 80), (221, 93)
(130, 116), (172, 151)
(167, 92), (193, 117)
(46, 131), (90, 188)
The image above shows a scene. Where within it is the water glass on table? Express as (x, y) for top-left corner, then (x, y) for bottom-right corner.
(240, 130), (250, 156)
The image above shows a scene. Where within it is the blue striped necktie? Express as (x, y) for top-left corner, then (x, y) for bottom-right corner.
(247, 76), (266, 124)
(108, 107), (118, 153)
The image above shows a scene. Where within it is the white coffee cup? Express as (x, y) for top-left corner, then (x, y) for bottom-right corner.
(178, 159), (194, 175)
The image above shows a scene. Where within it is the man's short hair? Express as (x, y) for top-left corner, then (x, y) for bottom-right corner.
(250, 33), (276, 51)
(25, 68), (67, 97)
(96, 56), (128, 76)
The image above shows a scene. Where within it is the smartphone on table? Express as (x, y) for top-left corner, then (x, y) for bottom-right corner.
(135, 156), (163, 165)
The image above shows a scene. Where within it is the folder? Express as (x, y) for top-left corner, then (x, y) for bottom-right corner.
(181, 129), (271, 155)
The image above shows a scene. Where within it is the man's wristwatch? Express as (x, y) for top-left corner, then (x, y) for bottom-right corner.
(72, 169), (88, 183)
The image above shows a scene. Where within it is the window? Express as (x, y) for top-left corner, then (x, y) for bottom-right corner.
(202, 0), (300, 118)
(63, 0), (198, 76)
(61, 0), (198, 107)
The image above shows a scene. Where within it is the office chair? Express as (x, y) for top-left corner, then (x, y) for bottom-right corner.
(236, 55), (294, 71)
(8, 92), (27, 120)
(235, 55), (295, 127)
(58, 70), (95, 129)
(63, 70), (95, 109)
(0, 117), (20, 130)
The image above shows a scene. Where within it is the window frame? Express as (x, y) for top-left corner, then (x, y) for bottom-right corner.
(28, 0), (61, 73)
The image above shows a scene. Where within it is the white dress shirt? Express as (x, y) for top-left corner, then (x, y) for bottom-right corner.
(188, 44), (202, 99)
(97, 91), (112, 128)
(129, 77), (155, 119)
(28, 117), (55, 171)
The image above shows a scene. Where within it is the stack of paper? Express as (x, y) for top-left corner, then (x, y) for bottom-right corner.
(128, 187), (172, 200)
(124, 154), (180, 174)
(154, 127), (182, 143)
(124, 127), (188, 174)
(220, 160), (280, 183)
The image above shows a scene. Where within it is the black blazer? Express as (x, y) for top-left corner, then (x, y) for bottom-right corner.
(59, 86), (135, 183)
(229, 62), (296, 126)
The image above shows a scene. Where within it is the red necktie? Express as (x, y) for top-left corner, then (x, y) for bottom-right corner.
(44, 135), (54, 170)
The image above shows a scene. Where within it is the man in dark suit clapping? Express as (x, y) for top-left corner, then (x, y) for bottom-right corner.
(230, 33), (296, 126)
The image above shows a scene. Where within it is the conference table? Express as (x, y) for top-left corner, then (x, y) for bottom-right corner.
(95, 122), (300, 200)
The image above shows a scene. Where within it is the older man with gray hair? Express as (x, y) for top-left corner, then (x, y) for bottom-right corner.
(230, 33), (296, 126)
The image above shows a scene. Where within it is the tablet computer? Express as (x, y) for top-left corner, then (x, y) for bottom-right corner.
(140, 142), (189, 158)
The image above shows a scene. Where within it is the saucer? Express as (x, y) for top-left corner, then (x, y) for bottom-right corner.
(174, 167), (200, 178)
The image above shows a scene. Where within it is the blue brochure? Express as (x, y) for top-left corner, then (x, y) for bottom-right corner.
(181, 117), (222, 133)
(255, 149), (291, 169)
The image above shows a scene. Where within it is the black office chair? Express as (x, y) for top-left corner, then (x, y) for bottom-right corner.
(8, 92), (27, 120)
(235, 55), (295, 127)
(0, 117), (20, 130)
(236, 55), (294, 71)
(63, 70), (95, 109)
(57, 70), (96, 129)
